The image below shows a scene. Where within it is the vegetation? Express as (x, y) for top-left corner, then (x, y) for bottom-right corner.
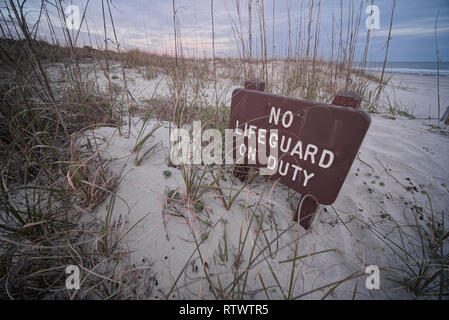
(0, 0), (446, 300)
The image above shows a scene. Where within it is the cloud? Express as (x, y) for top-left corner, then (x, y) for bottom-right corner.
(372, 26), (449, 38)
(3, 0), (449, 61)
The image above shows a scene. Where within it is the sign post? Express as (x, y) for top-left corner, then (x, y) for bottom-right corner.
(441, 106), (449, 125)
(229, 81), (370, 229)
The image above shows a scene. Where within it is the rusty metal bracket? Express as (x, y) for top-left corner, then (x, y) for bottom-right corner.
(332, 91), (363, 109)
(244, 79), (265, 92)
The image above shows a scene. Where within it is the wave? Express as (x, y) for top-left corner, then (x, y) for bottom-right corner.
(358, 62), (449, 77)
(365, 67), (449, 77)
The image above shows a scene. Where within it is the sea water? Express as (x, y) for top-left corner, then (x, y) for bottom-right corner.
(362, 61), (449, 77)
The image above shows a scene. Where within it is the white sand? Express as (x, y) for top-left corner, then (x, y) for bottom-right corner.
(64, 62), (449, 299)
(379, 73), (449, 118)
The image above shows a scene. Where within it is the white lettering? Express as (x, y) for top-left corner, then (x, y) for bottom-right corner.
(282, 111), (294, 128)
(291, 164), (303, 181)
(319, 149), (335, 169)
(303, 170), (315, 187)
(304, 144), (318, 164)
(269, 106), (280, 125)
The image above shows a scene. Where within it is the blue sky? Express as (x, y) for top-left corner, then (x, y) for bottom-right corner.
(3, 0), (449, 62)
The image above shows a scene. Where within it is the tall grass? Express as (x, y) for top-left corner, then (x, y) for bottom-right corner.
(0, 0), (152, 299)
(1, 0), (441, 300)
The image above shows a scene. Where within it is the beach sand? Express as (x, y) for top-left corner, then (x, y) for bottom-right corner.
(379, 72), (449, 118)
(63, 63), (449, 299)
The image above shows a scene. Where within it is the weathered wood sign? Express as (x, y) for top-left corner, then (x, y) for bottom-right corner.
(229, 82), (371, 229)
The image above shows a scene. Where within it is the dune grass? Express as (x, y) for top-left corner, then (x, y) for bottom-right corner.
(0, 0), (446, 300)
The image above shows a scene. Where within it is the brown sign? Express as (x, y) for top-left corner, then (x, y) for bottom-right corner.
(229, 88), (371, 205)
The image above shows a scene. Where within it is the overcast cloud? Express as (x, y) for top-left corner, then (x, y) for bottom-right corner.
(2, 0), (448, 61)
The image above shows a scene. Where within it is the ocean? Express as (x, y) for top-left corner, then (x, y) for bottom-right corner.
(361, 61), (449, 77)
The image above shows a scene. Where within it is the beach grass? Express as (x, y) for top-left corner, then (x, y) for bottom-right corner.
(0, 0), (447, 300)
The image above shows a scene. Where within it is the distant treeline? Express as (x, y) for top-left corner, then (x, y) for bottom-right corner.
(0, 37), (178, 69)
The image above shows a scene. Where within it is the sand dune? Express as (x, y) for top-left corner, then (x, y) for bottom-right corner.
(79, 68), (449, 299)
